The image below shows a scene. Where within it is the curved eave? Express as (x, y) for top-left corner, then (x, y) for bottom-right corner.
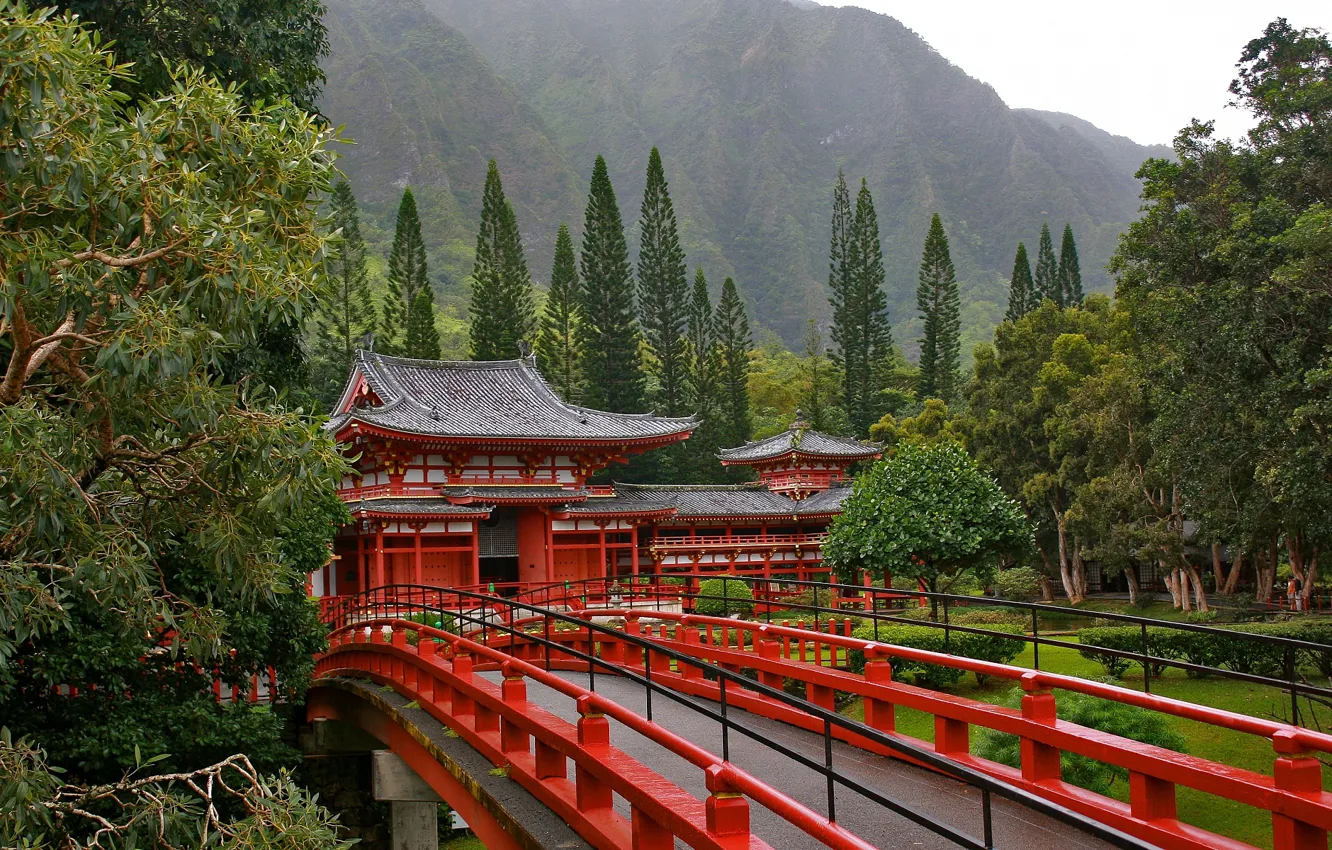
(446, 494), (587, 506)
(671, 510), (842, 523)
(554, 506), (678, 521)
(718, 448), (882, 466)
(348, 506), (492, 520)
(332, 419), (695, 450)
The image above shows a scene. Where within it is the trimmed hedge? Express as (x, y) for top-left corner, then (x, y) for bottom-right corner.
(1077, 620), (1332, 679)
(695, 576), (755, 617)
(993, 567), (1044, 602)
(847, 623), (1025, 688)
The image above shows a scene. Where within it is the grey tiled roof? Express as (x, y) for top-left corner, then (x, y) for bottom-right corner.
(718, 428), (881, 463)
(326, 352), (696, 441)
(603, 483), (853, 519)
(349, 498), (491, 517)
(443, 486), (589, 502)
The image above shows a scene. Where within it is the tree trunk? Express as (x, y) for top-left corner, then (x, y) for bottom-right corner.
(1255, 541), (1278, 604)
(1054, 503), (1083, 604)
(1182, 560), (1209, 613)
(1178, 567), (1194, 612)
(1300, 546), (1318, 610)
(1165, 565), (1183, 609)
(1124, 564), (1140, 606)
(1035, 544), (1056, 602)
(1223, 550), (1243, 596)
(1211, 543), (1225, 588)
(1072, 538), (1088, 600)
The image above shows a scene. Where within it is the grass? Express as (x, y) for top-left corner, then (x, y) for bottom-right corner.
(441, 836), (485, 850)
(840, 641), (1332, 849)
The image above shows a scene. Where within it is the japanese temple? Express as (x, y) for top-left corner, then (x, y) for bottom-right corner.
(313, 351), (882, 598)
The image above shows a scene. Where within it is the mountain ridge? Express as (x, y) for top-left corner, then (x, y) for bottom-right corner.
(321, 0), (1166, 353)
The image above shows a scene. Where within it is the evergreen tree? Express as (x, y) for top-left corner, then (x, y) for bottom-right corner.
(843, 179), (893, 435)
(636, 147), (690, 414)
(684, 268), (724, 480)
(827, 169), (858, 422)
(579, 155), (646, 412)
(915, 213), (962, 402)
(714, 277), (752, 451)
(311, 180), (375, 406)
(405, 285), (441, 360)
(469, 159), (537, 360)
(1033, 221), (1060, 306)
(1005, 241), (1036, 323)
(536, 223), (583, 400)
(382, 188), (429, 356)
(800, 320), (842, 433)
(1057, 223), (1084, 307)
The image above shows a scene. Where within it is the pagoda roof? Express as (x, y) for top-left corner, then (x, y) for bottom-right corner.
(594, 483), (854, 521)
(327, 352), (696, 443)
(718, 426), (881, 464)
(443, 485), (588, 505)
(348, 497), (492, 518)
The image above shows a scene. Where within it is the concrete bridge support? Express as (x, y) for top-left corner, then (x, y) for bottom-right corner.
(371, 751), (442, 850)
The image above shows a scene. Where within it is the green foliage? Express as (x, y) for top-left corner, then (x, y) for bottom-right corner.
(406, 286), (442, 360)
(1077, 622), (1332, 679)
(0, 4), (348, 840)
(383, 188), (433, 357)
(312, 180), (377, 409)
(916, 213), (962, 403)
(823, 442), (1032, 592)
(1032, 222), (1059, 306)
(637, 148), (690, 414)
(868, 398), (963, 450)
(993, 567), (1045, 602)
(682, 268), (726, 480)
(799, 321), (846, 434)
(52, 0), (329, 111)
(847, 624), (1024, 687)
(694, 576), (755, 618)
(830, 175), (894, 435)
(469, 160), (537, 361)
(579, 155), (645, 412)
(1057, 224), (1084, 307)
(974, 687), (1187, 795)
(536, 223), (583, 399)
(1005, 242), (1036, 323)
(402, 611), (457, 645)
(714, 278), (753, 451)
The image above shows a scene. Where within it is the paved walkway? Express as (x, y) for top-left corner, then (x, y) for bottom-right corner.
(481, 671), (1114, 850)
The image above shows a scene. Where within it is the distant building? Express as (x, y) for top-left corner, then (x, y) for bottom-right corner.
(312, 352), (881, 597)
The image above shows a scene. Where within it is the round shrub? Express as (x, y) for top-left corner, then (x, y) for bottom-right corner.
(401, 610), (455, 645)
(974, 686), (1187, 795)
(846, 623), (1025, 688)
(993, 567), (1044, 602)
(694, 575), (755, 617)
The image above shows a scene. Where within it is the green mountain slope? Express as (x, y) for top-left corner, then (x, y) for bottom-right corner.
(322, 0), (1165, 352)
(320, 0), (584, 318)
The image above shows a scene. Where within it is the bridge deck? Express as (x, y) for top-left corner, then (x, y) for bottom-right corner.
(481, 670), (1114, 850)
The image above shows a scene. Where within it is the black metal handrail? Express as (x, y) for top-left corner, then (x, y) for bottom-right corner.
(324, 584), (1155, 850)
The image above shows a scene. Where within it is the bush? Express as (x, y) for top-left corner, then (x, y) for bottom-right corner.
(401, 610), (455, 645)
(1076, 621), (1332, 679)
(993, 567), (1044, 602)
(694, 576), (755, 617)
(847, 623), (1025, 688)
(974, 686), (1187, 795)
(785, 586), (835, 612)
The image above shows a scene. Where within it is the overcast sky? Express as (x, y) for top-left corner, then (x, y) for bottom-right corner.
(822, 1), (1332, 146)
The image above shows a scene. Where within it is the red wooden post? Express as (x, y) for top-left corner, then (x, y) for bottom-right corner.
(631, 806), (674, 850)
(704, 765), (750, 838)
(416, 639), (436, 702)
(1272, 730), (1327, 850)
(1128, 771), (1176, 822)
(863, 660), (895, 732)
(756, 637), (783, 690)
(575, 696), (613, 812)
(680, 624), (703, 680)
(935, 716), (969, 756)
(534, 739), (566, 780)
(451, 653), (474, 717)
(500, 672), (529, 755)
(805, 682), (835, 712)
(1019, 674), (1061, 783)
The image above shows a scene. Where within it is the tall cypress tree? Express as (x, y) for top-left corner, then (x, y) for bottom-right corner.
(915, 213), (961, 402)
(382, 188), (431, 358)
(1033, 221), (1059, 307)
(685, 268), (723, 480)
(405, 286), (441, 360)
(827, 169), (859, 425)
(1057, 223), (1084, 307)
(312, 180), (376, 405)
(844, 179), (893, 435)
(714, 277), (752, 452)
(536, 223), (582, 400)
(579, 155), (645, 412)
(469, 160), (537, 360)
(801, 320), (841, 433)
(1005, 241), (1036, 323)
(636, 147), (690, 414)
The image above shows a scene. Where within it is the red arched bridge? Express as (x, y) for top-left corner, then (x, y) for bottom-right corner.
(307, 581), (1332, 850)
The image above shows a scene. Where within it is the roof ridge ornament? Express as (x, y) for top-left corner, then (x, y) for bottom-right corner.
(517, 339), (536, 368)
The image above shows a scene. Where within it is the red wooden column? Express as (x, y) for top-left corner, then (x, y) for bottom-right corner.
(414, 525), (424, 585)
(374, 526), (386, 589)
(357, 533), (368, 594)
(543, 510), (555, 583)
(597, 521), (608, 580)
(470, 522), (481, 586)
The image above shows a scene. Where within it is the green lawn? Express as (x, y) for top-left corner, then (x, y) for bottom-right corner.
(840, 642), (1332, 849)
(441, 834), (485, 850)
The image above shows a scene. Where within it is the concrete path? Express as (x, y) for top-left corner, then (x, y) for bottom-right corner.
(481, 670), (1115, 850)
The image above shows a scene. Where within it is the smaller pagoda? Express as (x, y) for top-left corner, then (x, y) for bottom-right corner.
(718, 411), (882, 499)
